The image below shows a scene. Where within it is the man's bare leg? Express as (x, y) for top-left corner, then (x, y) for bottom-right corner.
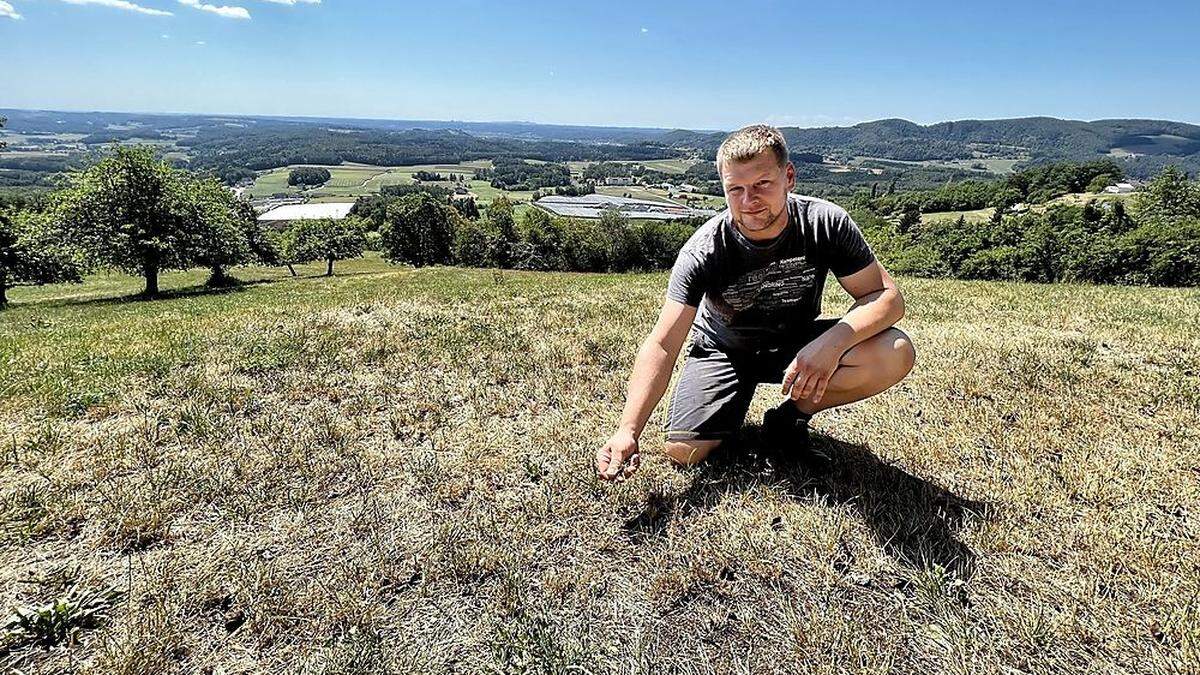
(791, 327), (916, 416)
(663, 439), (722, 466)
(662, 329), (913, 467)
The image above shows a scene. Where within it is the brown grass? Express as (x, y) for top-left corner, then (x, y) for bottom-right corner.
(1, 255), (1198, 672)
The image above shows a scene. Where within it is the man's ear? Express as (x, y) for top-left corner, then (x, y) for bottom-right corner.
(785, 162), (796, 191)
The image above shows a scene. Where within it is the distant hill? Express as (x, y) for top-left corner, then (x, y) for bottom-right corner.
(3, 108), (1199, 179)
(660, 117), (1200, 178)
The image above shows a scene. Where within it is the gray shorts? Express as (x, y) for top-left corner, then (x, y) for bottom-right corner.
(665, 318), (841, 442)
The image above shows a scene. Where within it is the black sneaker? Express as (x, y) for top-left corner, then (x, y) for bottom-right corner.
(761, 405), (832, 472)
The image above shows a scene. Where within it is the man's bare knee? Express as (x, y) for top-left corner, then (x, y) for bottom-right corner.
(887, 328), (916, 382)
(663, 439), (721, 466)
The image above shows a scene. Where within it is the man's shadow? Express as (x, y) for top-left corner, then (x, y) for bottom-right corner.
(625, 424), (989, 581)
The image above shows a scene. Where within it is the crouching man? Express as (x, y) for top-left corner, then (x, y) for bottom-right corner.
(596, 124), (916, 481)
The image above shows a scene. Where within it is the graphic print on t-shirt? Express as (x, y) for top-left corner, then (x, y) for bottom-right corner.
(711, 256), (818, 317)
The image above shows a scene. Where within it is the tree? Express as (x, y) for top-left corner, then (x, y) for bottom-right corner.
(486, 196), (518, 268)
(601, 207), (640, 271)
(379, 192), (458, 267)
(897, 201), (921, 234)
(281, 217), (367, 276)
(452, 197), (480, 220)
(288, 167), (331, 187)
(1, 209), (85, 309)
(52, 146), (206, 297)
(183, 176), (274, 286)
(1135, 165), (1200, 223)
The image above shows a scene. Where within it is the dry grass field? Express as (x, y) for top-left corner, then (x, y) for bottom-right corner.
(1, 255), (1198, 673)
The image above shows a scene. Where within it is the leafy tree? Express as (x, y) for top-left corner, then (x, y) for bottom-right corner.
(897, 201), (921, 233)
(487, 197), (519, 268)
(1134, 165), (1200, 222)
(52, 146), (206, 297)
(281, 217), (367, 276)
(601, 208), (641, 271)
(453, 217), (500, 268)
(182, 177), (275, 286)
(517, 208), (565, 271)
(379, 192), (458, 266)
(0, 209), (85, 308)
(288, 167), (331, 187)
(452, 197), (480, 220)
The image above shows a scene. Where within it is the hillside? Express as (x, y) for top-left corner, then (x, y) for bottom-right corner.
(4, 109), (1200, 185)
(665, 117), (1200, 178)
(1, 257), (1197, 672)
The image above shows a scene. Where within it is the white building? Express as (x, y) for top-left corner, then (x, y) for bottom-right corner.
(257, 202), (355, 229)
(535, 194), (716, 221)
(1104, 182), (1136, 194)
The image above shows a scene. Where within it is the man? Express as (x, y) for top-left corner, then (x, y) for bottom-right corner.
(596, 124), (915, 481)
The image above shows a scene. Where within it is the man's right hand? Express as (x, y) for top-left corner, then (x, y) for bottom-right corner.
(596, 429), (640, 481)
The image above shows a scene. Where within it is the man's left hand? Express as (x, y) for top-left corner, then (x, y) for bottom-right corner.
(781, 334), (845, 404)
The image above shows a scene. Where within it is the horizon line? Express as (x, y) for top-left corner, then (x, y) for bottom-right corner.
(2, 105), (1199, 133)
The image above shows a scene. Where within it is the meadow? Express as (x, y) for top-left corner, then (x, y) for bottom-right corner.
(921, 191), (1139, 226)
(245, 162), (513, 204)
(0, 256), (1197, 673)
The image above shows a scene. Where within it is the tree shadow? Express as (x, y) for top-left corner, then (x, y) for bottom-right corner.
(624, 424), (990, 581)
(15, 268), (387, 311)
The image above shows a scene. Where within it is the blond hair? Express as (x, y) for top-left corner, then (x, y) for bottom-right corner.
(716, 124), (789, 174)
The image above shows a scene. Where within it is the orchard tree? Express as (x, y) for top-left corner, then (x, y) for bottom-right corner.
(53, 146), (203, 297)
(0, 209), (85, 308)
(486, 196), (518, 267)
(379, 192), (458, 266)
(281, 217), (367, 276)
(184, 177), (277, 286)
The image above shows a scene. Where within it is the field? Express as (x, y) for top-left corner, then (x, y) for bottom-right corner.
(921, 191), (1140, 226)
(851, 156), (1026, 175)
(565, 159), (698, 176)
(1, 257), (1198, 672)
(245, 162), (526, 204)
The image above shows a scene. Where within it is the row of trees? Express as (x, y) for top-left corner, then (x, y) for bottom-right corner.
(0, 147), (376, 307)
(867, 160), (1124, 216)
(862, 166), (1200, 286)
(375, 194), (695, 273)
(288, 166), (332, 186)
(475, 158), (572, 191)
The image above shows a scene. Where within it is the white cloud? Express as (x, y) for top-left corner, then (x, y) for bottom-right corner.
(640, 27), (648, 33)
(58, 0), (174, 16)
(161, 33), (170, 38)
(259, 0), (319, 4)
(178, 0), (250, 19)
(1, 1), (21, 19)
(195, 39), (205, 44)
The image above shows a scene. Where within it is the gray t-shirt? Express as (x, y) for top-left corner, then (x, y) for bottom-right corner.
(666, 194), (875, 352)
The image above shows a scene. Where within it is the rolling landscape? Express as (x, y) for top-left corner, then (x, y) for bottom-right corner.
(3, 0), (1200, 672)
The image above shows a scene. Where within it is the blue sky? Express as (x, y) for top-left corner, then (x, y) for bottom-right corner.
(2, 0), (1198, 130)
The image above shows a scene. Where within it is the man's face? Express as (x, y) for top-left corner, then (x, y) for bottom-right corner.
(720, 151), (796, 241)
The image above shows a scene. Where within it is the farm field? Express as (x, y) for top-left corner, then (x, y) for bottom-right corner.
(922, 207), (996, 225)
(921, 191), (1139, 226)
(244, 162), (549, 207)
(565, 158), (698, 176)
(851, 156), (1026, 174)
(0, 257), (1197, 672)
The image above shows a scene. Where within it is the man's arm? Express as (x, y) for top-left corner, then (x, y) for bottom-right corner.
(781, 260), (905, 403)
(824, 259), (905, 354)
(596, 299), (697, 480)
